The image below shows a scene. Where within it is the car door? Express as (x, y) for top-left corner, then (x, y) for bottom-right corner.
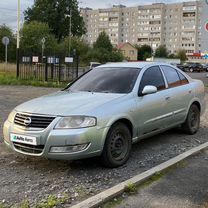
(134, 66), (172, 136)
(160, 65), (193, 125)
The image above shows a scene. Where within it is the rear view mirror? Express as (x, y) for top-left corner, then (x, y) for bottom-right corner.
(142, 85), (157, 95)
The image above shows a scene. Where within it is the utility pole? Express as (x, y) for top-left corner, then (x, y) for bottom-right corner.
(69, 9), (72, 56)
(65, 9), (72, 56)
(41, 37), (45, 63)
(17, 0), (20, 78)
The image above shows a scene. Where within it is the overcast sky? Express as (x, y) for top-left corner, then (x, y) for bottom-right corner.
(0, 0), (196, 31)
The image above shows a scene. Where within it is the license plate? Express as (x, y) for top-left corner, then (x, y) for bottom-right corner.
(10, 133), (37, 146)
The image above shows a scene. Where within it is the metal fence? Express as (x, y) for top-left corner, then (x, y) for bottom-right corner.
(18, 54), (88, 82)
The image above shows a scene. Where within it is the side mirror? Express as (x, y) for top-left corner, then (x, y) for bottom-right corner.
(142, 85), (157, 95)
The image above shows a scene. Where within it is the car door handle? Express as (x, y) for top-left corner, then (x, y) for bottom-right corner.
(188, 90), (192, 94)
(165, 96), (171, 100)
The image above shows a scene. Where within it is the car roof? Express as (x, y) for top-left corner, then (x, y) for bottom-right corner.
(96, 61), (170, 69)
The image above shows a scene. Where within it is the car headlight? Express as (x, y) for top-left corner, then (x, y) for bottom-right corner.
(55, 116), (96, 129)
(8, 110), (16, 123)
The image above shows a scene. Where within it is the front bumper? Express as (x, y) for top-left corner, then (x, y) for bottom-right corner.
(3, 118), (109, 160)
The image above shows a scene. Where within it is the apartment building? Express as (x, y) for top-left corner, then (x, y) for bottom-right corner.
(81, 1), (208, 56)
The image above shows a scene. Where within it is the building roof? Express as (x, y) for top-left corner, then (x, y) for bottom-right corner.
(117, 42), (137, 50)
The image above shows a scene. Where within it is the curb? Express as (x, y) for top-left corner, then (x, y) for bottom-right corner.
(70, 141), (208, 208)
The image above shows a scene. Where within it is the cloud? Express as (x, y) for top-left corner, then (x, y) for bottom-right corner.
(0, 0), (196, 30)
(0, 0), (33, 31)
(79, 0), (196, 8)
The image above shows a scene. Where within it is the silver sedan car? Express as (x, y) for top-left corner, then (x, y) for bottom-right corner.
(3, 62), (205, 167)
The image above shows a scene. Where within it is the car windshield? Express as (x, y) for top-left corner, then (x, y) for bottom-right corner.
(67, 67), (141, 94)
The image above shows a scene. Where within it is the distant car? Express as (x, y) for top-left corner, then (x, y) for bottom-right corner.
(3, 62), (205, 167)
(202, 64), (208, 71)
(184, 62), (204, 73)
(176, 64), (186, 71)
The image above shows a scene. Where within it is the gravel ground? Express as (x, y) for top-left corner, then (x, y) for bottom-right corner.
(0, 82), (208, 207)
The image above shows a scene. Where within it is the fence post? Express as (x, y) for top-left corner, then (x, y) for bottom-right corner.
(76, 55), (79, 78)
(58, 60), (61, 83)
(45, 56), (48, 82)
(51, 63), (54, 80)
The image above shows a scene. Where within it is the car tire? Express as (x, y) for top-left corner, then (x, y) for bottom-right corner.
(101, 122), (132, 168)
(182, 104), (200, 135)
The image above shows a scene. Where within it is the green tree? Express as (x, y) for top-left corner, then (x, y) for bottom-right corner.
(86, 31), (124, 63)
(83, 47), (109, 64)
(155, 45), (169, 58)
(58, 36), (90, 64)
(168, 53), (177, 59)
(24, 0), (86, 41)
(20, 21), (58, 55)
(84, 47), (124, 64)
(177, 49), (187, 62)
(0, 24), (16, 62)
(136, 44), (152, 61)
(110, 49), (124, 62)
(93, 31), (113, 52)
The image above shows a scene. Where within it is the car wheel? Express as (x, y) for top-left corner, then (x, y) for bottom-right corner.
(101, 122), (132, 168)
(182, 104), (200, 135)
(190, 68), (193, 72)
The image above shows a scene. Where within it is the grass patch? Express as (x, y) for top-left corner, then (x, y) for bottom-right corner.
(36, 194), (69, 208)
(0, 71), (67, 88)
(138, 172), (166, 190)
(0, 194), (69, 208)
(0, 203), (8, 208)
(124, 183), (137, 194)
(0, 200), (29, 208)
(13, 200), (30, 208)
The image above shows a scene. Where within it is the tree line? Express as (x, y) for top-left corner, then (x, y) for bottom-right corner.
(136, 45), (187, 62)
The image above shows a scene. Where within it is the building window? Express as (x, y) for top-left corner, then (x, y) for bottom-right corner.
(129, 50), (135, 55)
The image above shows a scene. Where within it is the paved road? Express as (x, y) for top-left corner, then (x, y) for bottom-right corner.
(186, 72), (208, 85)
(114, 149), (208, 208)
(0, 74), (207, 207)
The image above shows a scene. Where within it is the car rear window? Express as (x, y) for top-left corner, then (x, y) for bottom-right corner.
(160, 65), (181, 88)
(68, 67), (141, 94)
(177, 71), (189, 85)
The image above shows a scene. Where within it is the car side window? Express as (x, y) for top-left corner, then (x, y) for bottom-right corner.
(177, 71), (189, 85)
(139, 66), (166, 95)
(160, 65), (181, 88)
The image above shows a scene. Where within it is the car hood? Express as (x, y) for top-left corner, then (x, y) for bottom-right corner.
(15, 91), (126, 116)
